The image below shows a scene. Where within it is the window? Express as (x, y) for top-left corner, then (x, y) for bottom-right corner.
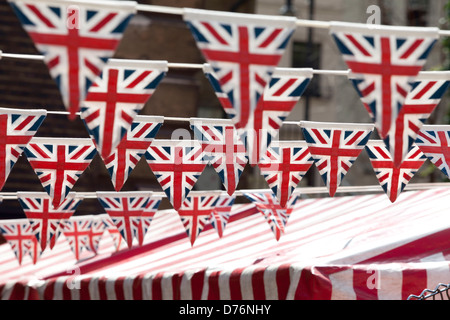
(407, 0), (429, 26)
(292, 41), (321, 97)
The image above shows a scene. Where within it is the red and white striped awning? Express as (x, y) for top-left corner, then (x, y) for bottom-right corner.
(1, 187), (450, 300)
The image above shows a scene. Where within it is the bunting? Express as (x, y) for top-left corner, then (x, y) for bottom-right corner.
(24, 137), (96, 209)
(88, 215), (106, 255)
(415, 125), (450, 178)
(244, 191), (299, 240)
(300, 121), (374, 197)
(190, 117), (247, 196)
(101, 213), (124, 252)
(144, 140), (207, 210)
(8, 0), (137, 119)
(258, 140), (314, 208)
(176, 191), (221, 245)
(97, 191), (151, 248)
(17, 192), (82, 251)
(239, 68), (313, 165)
(383, 71), (450, 167)
(209, 193), (235, 238)
(62, 215), (95, 260)
(365, 140), (426, 202)
(184, 8), (296, 129)
(137, 194), (162, 246)
(330, 22), (438, 139)
(0, 107), (46, 191)
(80, 59), (167, 159)
(0, 219), (42, 265)
(103, 115), (164, 191)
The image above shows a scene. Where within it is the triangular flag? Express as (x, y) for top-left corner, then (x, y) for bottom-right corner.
(17, 192), (82, 251)
(330, 21), (438, 139)
(137, 193), (162, 246)
(258, 140), (314, 208)
(88, 215), (106, 254)
(184, 8), (296, 129)
(0, 107), (46, 190)
(0, 219), (42, 265)
(144, 139), (207, 210)
(62, 215), (95, 260)
(190, 117), (247, 196)
(299, 121), (374, 197)
(176, 191), (221, 245)
(365, 140), (426, 202)
(101, 213), (124, 252)
(103, 115), (164, 191)
(97, 191), (151, 248)
(8, 0), (137, 120)
(80, 59), (167, 159)
(209, 193), (235, 238)
(415, 125), (450, 178)
(383, 71), (450, 167)
(24, 137), (96, 208)
(244, 190), (299, 241)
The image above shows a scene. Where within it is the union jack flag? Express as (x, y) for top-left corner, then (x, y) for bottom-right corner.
(100, 213), (124, 252)
(49, 208), (78, 250)
(0, 107), (46, 191)
(24, 137), (96, 209)
(9, 0), (137, 120)
(384, 72), (450, 167)
(0, 219), (42, 265)
(190, 118), (247, 196)
(366, 141), (426, 202)
(97, 191), (151, 248)
(103, 115), (164, 191)
(80, 59), (167, 159)
(330, 22), (438, 139)
(17, 192), (82, 251)
(300, 121), (374, 197)
(415, 125), (450, 178)
(244, 191), (299, 241)
(176, 191), (221, 245)
(137, 194), (162, 246)
(238, 68), (313, 165)
(209, 193), (235, 238)
(144, 139), (207, 210)
(62, 215), (95, 260)
(184, 8), (296, 129)
(258, 141), (314, 208)
(88, 215), (106, 254)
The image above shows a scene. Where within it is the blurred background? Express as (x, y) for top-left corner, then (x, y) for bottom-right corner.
(0, 0), (448, 232)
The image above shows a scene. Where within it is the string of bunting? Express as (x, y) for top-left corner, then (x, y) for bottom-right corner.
(1, 0), (450, 263)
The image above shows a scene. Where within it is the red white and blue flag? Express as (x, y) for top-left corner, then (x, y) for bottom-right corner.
(190, 118), (247, 196)
(183, 8), (296, 129)
(103, 115), (164, 191)
(88, 215), (106, 254)
(330, 22), (438, 139)
(300, 121), (374, 197)
(244, 191), (299, 241)
(383, 72), (450, 167)
(0, 219), (42, 265)
(0, 107), (46, 191)
(209, 193), (235, 238)
(258, 140), (314, 208)
(62, 215), (95, 260)
(136, 194), (162, 246)
(97, 191), (151, 248)
(145, 140), (207, 210)
(415, 125), (450, 179)
(8, 0), (137, 120)
(100, 213), (124, 252)
(176, 191), (221, 245)
(80, 59), (167, 159)
(24, 137), (96, 209)
(365, 140), (426, 203)
(238, 68), (312, 165)
(17, 192), (82, 251)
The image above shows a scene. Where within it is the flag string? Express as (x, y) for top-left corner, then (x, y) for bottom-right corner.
(0, 182), (449, 200)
